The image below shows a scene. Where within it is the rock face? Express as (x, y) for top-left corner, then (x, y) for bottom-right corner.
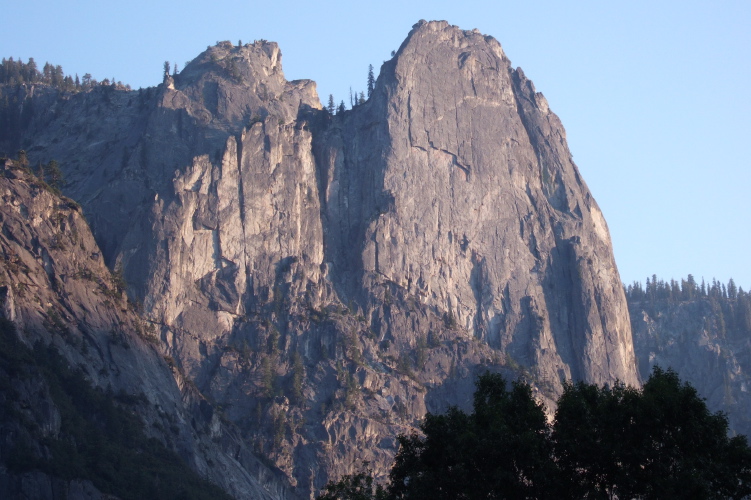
(628, 282), (751, 437)
(316, 21), (636, 388)
(0, 163), (293, 499)
(1, 21), (638, 498)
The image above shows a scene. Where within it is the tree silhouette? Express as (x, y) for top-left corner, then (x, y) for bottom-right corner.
(320, 368), (751, 499)
(367, 64), (375, 97)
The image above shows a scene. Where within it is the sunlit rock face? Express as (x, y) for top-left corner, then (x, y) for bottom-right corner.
(317, 20), (637, 391)
(2, 21), (636, 498)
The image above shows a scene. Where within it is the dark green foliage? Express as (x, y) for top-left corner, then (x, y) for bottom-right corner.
(16, 149), (28, 168)
(415, 335), (427, 369)
(290, 352), (305, 403)
(367, 64), (375, 97)
(443, 311), (457, 330)
(319, 462), (386, 500)
(389, 373), (553, 499)
(318, 369), (751, 499)
(555, 366), (751, 499)
(261, 356), (276, 398)
(42, 159), (64, 192)
(0, 319), (232, 500)
(0, 57), (93, 90)
(327, 94), (336, 115)
(273, 409), (286, 448)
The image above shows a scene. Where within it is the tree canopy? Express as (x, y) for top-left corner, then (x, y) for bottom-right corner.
(319, 368), (751, 499)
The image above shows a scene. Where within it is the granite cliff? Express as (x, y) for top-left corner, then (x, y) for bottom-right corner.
(1, 21), (638, 498)
(0, 162), (294, 498)
(627, 277), (751, 438)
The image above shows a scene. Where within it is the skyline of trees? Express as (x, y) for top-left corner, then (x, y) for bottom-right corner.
(626, 274), (751, 344)
(1, 56), (129, 91)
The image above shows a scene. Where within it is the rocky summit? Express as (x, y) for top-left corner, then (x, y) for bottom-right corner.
(2, 20), (639, 498)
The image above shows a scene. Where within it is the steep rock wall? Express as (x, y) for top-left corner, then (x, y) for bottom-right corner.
(0, 162), (294, 499)
(317, 21), (636, 388)
(1, 22), (637, 498)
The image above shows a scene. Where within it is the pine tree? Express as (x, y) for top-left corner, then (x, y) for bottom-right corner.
(729, 279), (738, 300)
(327, 94), (336, 115)
(367, 64), (375, 97)
(16, 150), (28, 168)
(163, 61), (170, 79)
(338, 101), (345, 114)
(26, 57), (38, 83)
(43, 62), (52, 84)
(44, 160), (64, 190)
(52, 65), (64, 87)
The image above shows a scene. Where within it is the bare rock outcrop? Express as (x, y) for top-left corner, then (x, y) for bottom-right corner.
(0, 162), (293, 499)
(628, 283), (751, 437)
(1, 22), (637, 498)
(317, 21), (636, 390)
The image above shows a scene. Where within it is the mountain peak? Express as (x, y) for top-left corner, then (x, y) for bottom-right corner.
(2, 21), (638, 498)
(179, 39), (284, 87)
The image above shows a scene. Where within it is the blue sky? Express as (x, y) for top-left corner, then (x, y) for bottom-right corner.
(5, 0), (750, 289)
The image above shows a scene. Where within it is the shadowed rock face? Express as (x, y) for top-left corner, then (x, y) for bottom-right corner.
(0, 164), (294, 499)
(629, 292), (751, 439)
(1, 21), (637, 498)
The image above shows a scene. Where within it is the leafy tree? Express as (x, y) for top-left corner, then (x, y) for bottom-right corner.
(554, 366), (751, 499)
(319, 368), (751, 499)
(388, 372), (553, 499)
(553, 378), (643, 498)
(367, 64), (375, 97)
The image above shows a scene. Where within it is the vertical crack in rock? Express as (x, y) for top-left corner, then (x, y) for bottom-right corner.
(234, 130), (251, 310)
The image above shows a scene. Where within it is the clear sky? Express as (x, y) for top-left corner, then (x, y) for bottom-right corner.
(5, 0), (750, 290)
